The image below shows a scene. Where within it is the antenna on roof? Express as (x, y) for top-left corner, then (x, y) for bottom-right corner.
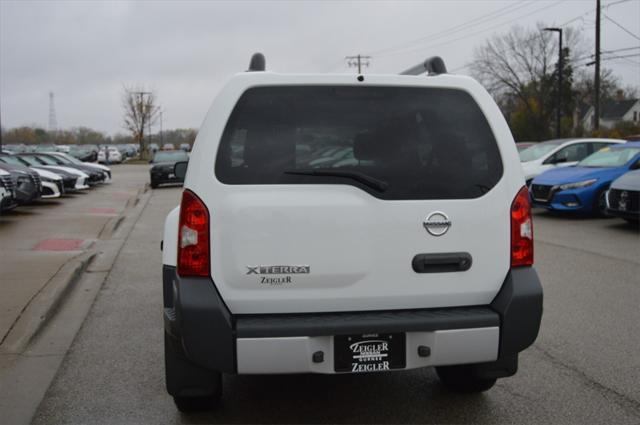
(247, 53), (266, 72)
(400, 56), (447, 76)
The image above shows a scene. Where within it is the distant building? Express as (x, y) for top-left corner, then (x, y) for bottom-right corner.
(581, 94), (640, 131)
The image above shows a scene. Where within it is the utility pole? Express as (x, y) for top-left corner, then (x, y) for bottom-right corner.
(345, 54), (371, 74)
(594, 0), (601, 131)
(48, 92), (58, 135)
(544, 28), (563, 138)
(160, 109), (163, 145)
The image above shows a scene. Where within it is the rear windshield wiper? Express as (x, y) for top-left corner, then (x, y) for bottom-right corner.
(284, 169), (389, 192)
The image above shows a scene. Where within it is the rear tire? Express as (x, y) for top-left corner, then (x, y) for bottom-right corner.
(150, 180), (158, 189)
(435, 365), (497, 393)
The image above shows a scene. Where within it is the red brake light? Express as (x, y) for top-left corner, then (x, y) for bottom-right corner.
(511, 186), (533, 267)
(177, 190), (210, 277)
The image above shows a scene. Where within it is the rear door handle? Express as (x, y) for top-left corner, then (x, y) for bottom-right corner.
(412, 252), (472, 273)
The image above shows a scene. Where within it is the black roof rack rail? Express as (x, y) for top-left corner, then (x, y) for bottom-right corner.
(400, 56), (447, 76)
(247, 53), (266, 72)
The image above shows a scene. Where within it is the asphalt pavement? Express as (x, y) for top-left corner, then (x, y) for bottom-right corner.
(13, 176), (640, 424)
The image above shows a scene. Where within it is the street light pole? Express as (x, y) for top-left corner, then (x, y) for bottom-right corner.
(545, 27), (563, 138)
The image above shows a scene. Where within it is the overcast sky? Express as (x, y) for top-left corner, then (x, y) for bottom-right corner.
(1, 0), (639, 135)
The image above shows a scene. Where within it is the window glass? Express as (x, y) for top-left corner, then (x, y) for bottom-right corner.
(215, 86), (503, 200)
(551, 143), (590, 163)
(579, 147), (640, 168)
(519, 144), (558, 162)
(152, 151), (189, 163)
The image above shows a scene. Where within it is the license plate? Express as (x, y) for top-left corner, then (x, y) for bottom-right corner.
(168, 173), (175, 179)
(334, 333), (406, 373)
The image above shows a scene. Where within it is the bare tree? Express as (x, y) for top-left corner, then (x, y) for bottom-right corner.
(470, 25), (586, 140)
(122, 86), (159, 159)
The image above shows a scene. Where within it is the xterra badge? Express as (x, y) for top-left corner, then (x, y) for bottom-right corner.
(246, 265), (310, 286)
(246, 265), (310, 275)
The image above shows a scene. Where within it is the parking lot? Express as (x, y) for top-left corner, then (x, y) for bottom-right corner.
(0, 165), (637, 424)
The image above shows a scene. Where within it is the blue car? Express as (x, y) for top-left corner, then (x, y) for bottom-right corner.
(530, 142), (640, 215)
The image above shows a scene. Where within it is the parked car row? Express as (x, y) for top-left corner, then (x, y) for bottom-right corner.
(0, 151), (111, 214)
(3, 143), (140, 163)
(519, 138), (640, 224)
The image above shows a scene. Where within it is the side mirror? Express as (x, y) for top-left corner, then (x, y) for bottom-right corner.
(174, 161), (188, 180)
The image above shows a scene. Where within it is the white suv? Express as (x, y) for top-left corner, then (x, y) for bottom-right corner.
(162, 55), (543, 411)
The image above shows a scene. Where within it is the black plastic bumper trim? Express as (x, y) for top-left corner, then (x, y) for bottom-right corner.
(490, 267), (543, 357)
(236, 306), (498, 338)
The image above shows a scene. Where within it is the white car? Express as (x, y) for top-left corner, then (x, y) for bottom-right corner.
(98, 147), (123, 164)
(30, 167), (63, 198)
(47, 152), (112, 182)
(520, 138), (625, 185)
(161, 54), (543, 411)
(17, 155), (90, 190)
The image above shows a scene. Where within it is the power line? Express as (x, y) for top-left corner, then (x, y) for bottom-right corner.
(378, 0), (565, 60)
(603, 13), (640, 41)
(367, 0), (535, 57)
(605, 0), (635, 8)
(602, 46), (640, 53)
(558, 0), (632, 27)
(573, 45), (640, 63)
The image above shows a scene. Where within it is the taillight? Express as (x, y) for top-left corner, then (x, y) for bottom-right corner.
(177, 190), (210, 277)
(511, 186), (533, 267)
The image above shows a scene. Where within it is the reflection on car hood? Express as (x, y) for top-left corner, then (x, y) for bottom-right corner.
(151, 161), (182, 169)
(610, 170), (640, 191)
(533, 166), (626, 185)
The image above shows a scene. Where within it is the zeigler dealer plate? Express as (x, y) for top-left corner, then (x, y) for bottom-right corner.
(334, 333), (406, 373)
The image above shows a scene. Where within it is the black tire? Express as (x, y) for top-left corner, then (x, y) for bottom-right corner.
(150, 180), (158, 189)
(435, 365), (497, 393)
(593, 188), (609, 217)
(624, 218), (639, 225)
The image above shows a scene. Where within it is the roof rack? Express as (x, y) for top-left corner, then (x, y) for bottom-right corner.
(247, 53), (266, 72)
(400, 56), (447, 76)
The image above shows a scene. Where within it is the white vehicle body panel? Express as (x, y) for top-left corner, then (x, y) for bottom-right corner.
(167, 73), (527, 315)
(31, 167), (62, 181)
(521, 138), (625, 182)
(33, 168), (63, 198)
(39, 166), (90, 189)
(163, 206), (180, 267)
(236, 327), (499, 374)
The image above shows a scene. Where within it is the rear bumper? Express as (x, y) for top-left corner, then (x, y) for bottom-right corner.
(163, 267), (542, 375)
(150, 170), (183, 185)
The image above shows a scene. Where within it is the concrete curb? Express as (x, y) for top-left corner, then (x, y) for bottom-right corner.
(0, 252), (96, 354)
(0, 185), (153, 355)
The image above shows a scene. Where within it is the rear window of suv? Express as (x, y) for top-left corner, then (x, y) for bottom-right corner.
(215, 86), (503, 200)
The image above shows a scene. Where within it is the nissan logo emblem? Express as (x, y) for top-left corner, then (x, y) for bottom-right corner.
(423, 211), (451, 236)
